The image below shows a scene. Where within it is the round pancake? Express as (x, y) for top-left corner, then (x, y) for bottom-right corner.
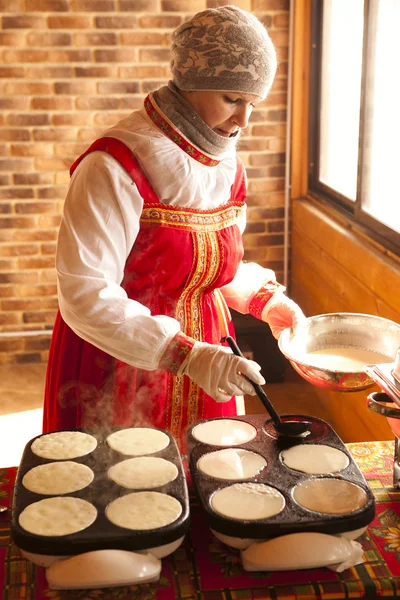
(22, 461), (94, 495)
(108, 457), (178, 489)
(211, 483), (285, 520)
(31, 431), (97, 460)
(192, 419), (257, 446)
(19, 497), (97, 536)
(106, 428), (169, 456)
(197, 448), (267, 480)
(293, 478), (368, 514)
(106, 491), (182, 530)
(281, 444), (349, 475)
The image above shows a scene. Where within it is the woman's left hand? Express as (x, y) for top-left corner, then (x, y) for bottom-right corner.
(262, 293), (306, 340)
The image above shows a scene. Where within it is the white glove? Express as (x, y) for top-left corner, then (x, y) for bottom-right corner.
(181, 342), (266, 403)
(262, 293), (306, 340)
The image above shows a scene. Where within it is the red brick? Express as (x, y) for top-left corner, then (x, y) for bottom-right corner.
(73, 32), (117, 46)
(0, 67), (25, 78)
(0, 285), (17, 298)
(0, 129), (30, 142)
(0, 313), (20, 326)
(0, 0), (23, 8)
(23, 311), (57, 324)
(2, 299), (42, 311)
(54, 81), (97, 95)
(75, 97), (119, 110)
(20, 284), (57, 297)
(38, 215), (62, 228)
(0, 188), (34, 199)
(94, 48), (137, 62)
(78, 127), (107, 141)
(273, 13), (290, 28)
(37, 186), (67, 199)
(2, 15), (46, 29)
(120, 32), (168, 46)
(0, 175), (11, 185)
(252, 124), (287, 137)
(54, 142), (95, 157)
(17, 256), (56, 269)
(162, 0), (205, 10)
(26, 66), (74, 79)
(14, 172), (54, 185)
(40, 271), (57, 283)
(0, 145), (9, 156)
(75, 66), (118, 78)
(11, 143), (53, 158)
(31, 97), (73, 110)
(120, 65), (167, 79)
(0, 159), (34, 173)
(48, 49), (92, 62)
(120, 0), (158, 9)
(15, 352), (44, 363)
(253, 0), (289, 8)
(3, 49), (49, 64)
(26, 32), (72, 46)
(25, 336), (52, 350)
(52, 113), (94, 126)
(95, 16), (138, 28)
(41, 243), (57, 255)
(0, 32), (26, 46)
(97, 82), (140, 94)
(48, 16), (92, 28)
(33, 128), (78, 141)
(250, 152), (285, 166)
(0, 271), (39, 284)
(71, 0), (115, 9)
(0, 98), (29, 110)
(41, 298), (59, 310)
(34, 157), (71, 171)
(15, 202), (56, 214)
(0, 203), (12, 214)
(26, 0), (69, 8)
(0, 244), (39, 257)
(7, 114), (50, 127)
(1, 82), (53, 95)
(139, 15), (181, 28)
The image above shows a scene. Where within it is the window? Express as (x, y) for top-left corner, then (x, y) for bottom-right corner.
(309, 0), (400, 252)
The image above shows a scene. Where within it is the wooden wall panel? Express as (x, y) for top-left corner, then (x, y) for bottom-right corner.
(290, 199), (400, 442)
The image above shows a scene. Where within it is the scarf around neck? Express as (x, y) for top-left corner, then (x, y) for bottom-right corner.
(151, 81), (239, 159)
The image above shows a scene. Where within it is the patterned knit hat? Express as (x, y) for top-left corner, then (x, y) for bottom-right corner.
(170, 5), (277, 100)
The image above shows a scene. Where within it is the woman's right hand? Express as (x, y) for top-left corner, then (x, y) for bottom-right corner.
(181, 341), (265, 402)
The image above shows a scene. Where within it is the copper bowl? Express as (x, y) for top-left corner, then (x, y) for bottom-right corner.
(278, 313), (400, 392)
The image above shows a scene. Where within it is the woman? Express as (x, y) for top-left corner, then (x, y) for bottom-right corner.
(43, 6), (305, 451)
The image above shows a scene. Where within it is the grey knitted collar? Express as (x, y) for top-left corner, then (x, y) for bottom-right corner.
(151, 81), (239, 159)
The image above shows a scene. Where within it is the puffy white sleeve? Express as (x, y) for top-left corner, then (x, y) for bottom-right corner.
(219, 262), (279, 314)
(56, 151), (180, 370)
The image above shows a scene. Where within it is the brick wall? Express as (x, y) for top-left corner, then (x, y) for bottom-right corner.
(0, 0), (290, 364)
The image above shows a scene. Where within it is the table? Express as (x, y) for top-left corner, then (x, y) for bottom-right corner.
(1, 440), (400, 599)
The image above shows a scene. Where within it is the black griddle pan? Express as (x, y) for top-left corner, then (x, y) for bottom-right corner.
(11, 427), (189, 556)
(188, 414), (375, 539)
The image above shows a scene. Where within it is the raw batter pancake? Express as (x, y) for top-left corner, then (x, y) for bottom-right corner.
(302, 347), (392, 370)
(281, 444), (349, 475)
(197, 448), (267, 480)
(106, 428), (169, 456)
(108, 456), (178, 489)
(19, 497), (97, 536)
(106, 491), (182, 530)
(31, 431), (97, 460)
(293, 478), (368, 514)
(192, 419), (257, 446)
(22, 461), (94, 495)
(211, 483), (285, 520)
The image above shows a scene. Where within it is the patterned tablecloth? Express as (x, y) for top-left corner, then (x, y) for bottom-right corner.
(1, 440), (400, 600)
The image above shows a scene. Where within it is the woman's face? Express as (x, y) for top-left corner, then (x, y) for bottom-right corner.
(180, 90), (262, 137)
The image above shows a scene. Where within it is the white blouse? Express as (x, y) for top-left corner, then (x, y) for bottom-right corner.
(57, 108), (274, 370)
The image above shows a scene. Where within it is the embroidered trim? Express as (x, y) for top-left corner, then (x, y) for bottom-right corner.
(141, 204), (244, 231)
(248, 282), (286, 320)
(144, 94), (221, 167)
(159, 332), (195, 376)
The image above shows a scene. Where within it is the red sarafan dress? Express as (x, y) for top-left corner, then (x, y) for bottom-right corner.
(43, 136), (247, 451)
